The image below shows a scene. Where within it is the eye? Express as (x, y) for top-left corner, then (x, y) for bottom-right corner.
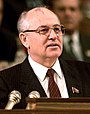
(54, 27), (61, 33)
(39, 27), (49, 34)
(54, 27), (60, 31)
(58, 7), (66, 12)
(70, 7), (77, 12)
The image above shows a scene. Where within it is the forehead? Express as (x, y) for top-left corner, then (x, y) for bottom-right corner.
(26, 7), (60, 27)
(53, 0), (79, 8)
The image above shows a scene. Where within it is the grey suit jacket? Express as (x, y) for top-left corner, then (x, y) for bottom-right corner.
(0, 57), (90, 108)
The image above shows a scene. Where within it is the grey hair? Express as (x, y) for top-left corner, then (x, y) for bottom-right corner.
(17, 11), (30, 33)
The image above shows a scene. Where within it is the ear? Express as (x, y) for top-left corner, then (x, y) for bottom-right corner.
(19, 32), (30, 48)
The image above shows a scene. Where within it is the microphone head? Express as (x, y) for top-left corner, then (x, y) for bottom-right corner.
(28, 91), (40, 98)
(26, 91), (40, 110)
(9, 90), (21, 104)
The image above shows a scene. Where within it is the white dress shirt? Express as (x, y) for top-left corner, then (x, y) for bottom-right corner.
(28, 55), (69, 98)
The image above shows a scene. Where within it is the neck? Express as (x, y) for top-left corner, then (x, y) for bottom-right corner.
(31, 56), (57, 68)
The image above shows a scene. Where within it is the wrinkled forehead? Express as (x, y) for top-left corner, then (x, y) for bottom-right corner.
(26, 7), (60, 27)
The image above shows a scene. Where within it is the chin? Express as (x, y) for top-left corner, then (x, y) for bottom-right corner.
(49, 53), (60, 59)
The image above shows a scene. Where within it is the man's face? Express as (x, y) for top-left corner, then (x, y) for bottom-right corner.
(52, 0), (82, 33)
(21, 8), (63, 65)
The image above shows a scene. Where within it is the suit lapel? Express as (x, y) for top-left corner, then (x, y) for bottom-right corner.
(18, 58), (84, 98)
(60, 59), (83, 97)
(19, 58), (47, 97)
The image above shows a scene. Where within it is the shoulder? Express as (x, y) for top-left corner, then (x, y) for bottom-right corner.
(59, 59), (90, 90)
(60, 58), (90, 76)
(0, 58), (28, 79)
(0, 63), (21, 81)
(63, 59), (90, 70)
(79, 33), (90, 43)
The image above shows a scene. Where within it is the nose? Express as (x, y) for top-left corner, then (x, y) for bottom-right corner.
(48, 29), (58, 40)
(65, 9), (72, 16)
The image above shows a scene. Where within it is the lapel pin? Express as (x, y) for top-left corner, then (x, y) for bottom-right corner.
(72, 87), (79, 94)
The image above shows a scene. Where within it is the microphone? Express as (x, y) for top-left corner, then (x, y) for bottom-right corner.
(26, 91), (40, 110)
(28, 91), (40, 98)
(5, 90), (21, 110)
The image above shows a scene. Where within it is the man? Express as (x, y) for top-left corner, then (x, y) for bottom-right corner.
(0, 7), (90, 109)
(47, 0), (90, 62)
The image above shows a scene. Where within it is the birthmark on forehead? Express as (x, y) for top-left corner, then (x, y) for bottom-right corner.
(35, 8), (45, 15)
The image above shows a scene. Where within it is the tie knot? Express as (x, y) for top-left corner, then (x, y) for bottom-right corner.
(47, 69), (54, 77)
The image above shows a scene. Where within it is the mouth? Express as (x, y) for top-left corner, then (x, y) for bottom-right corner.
(47, 44), (60, 48)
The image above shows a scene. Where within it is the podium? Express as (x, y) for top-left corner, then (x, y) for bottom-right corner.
(0, 98), (90, 114)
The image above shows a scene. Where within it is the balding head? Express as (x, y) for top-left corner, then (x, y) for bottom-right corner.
(17, 7), (60, 33)
(17, 7), (63, 66)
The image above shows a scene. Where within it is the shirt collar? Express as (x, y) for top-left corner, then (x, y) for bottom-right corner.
(28, 56), (62, 81)
(52, 59), (62, 79)
(71, 31), (79, 43)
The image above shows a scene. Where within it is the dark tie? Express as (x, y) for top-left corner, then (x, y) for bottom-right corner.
(47, 69), (61, 97)
(68, 38), (77, 59)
